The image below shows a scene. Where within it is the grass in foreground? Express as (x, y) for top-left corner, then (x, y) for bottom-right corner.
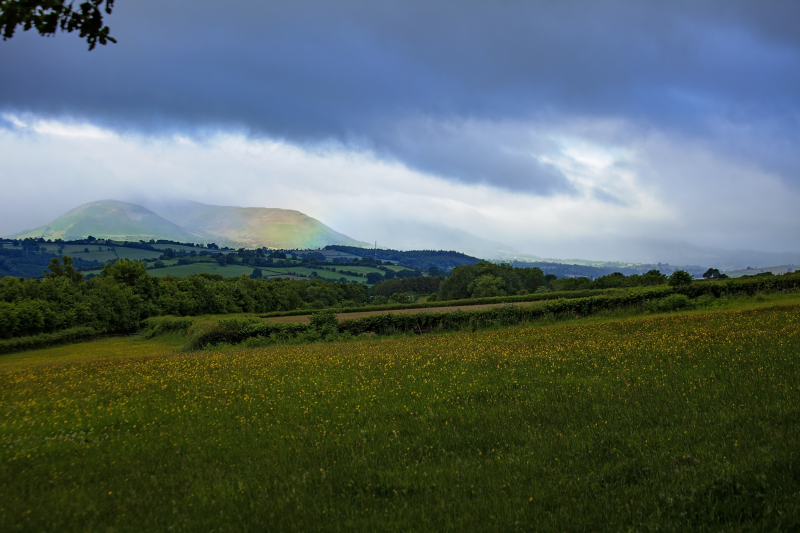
(1, 303), (799, 531)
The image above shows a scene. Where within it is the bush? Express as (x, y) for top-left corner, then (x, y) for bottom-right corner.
(676, 272), (800, 298)
(309, 309), (338, 336)
(371, 276), (440, 297)
(694, 294), (718, 308)
(669, 270), (694, 287)
(0, 327), (97, 354)
(141, 316), (195, 338)
(388, 292), (416, 304)
(468, 275), (507, 298)
(437, 262), (545, 300)
(186, 318), (310, 350)
(652, 294), (691, 312)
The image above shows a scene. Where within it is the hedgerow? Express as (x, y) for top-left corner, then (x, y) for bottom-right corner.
(257, 287), (624, 318)
(338, 275), (800, 336)
(185, 275), (800, 349)
(338, 287), (673, 336)
(186, 319), (310, 350)
(0, 327), (97, 354)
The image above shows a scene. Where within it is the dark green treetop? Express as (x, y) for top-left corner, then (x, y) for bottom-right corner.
(44, 255), (83, 283)
(0, 0), (116, 50)
(668, 270), (694, 287)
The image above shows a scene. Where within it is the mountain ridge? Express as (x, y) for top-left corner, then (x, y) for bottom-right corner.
(149, 201), (369, 249)
(10, 200), (202, 243)
(10, 199), (370, 250)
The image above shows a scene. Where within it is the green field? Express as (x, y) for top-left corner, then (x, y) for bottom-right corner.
(37, 244), (162, 262)
(2, 299), (799, 531)
(286, 266), (367, 282)
(132, 263), (374, 283)
(39, 244), (119, 262)
(135, 260), (400, 283)
(144, 263), (263, 278)
(332, 265), (391, 274)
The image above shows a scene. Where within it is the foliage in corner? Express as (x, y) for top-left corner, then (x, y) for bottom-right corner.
(0, 0), (116, 50)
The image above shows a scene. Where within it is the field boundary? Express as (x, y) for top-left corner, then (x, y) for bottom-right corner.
(257, 287), (625, 318)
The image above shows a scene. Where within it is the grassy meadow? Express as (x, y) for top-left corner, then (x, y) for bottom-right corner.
(142, 263), (372, 282)
(2, 297), (799, 531)
(78, 258), (389, 282)
(38, 244), (165, 262)
(143, 263), (265, 279)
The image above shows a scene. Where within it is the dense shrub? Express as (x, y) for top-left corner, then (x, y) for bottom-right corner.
(0, 327), (97, 354)
(141, 316), (195, 338)
(187, 319), (310, 350)
(549, 269), (669, 292)
(674, 274), (800, 298)
(436, 262), (546, 300)
(669, 270), (694, 287)
(371, 276), (441, 297)
(309, 310), (338, 336)
(652, 294), (691, 312)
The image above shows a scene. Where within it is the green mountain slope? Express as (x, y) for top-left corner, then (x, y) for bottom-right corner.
(10, 200), (202, 242)
(10, 200), (369, 250)
(152, 201), (370, 249)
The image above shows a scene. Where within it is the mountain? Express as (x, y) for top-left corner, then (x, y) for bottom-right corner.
(10, 200), (202, 242)
(9, 199), (370, 250)
(149, 201), (370, 249)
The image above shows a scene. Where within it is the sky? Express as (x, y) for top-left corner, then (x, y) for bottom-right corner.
(1, 0), (799, 263)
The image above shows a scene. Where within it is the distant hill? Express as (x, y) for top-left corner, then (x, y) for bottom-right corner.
(9, 199), (370, 250)
(149, 201), (370, 249)
(10, 200), (202, 242)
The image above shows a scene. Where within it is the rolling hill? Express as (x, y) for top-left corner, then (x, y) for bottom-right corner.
(10, 200), (202, 242)
(9, 199), (369, 250)
(150, 201), (370, 249)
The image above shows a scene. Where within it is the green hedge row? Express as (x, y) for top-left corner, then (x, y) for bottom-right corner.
(0, 326), (97, 355)
(187, 319), (310, 350)
(676, 273), (800, 298)
(173, 273), (800, 350)
(195, 287), (671, 348)
(338, 274), (800, 336)
(141, 316), (196, 338)
(257, 287), (624, 319)
(338, 286), (674, 336)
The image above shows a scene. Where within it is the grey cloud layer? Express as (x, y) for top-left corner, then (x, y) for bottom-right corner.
(1, 0), (799, 193)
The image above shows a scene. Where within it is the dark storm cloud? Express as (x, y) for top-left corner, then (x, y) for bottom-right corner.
(1, 0), (798, 192)
(370, 119), (574, 193)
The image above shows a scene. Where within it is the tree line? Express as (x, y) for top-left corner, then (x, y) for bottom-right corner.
(424, 263), (697, 302)
(0, 257), (370, 339)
